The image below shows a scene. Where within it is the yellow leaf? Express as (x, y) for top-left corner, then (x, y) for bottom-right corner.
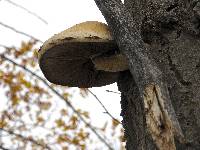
(60, 109), (68, 116)
(63, 93), (70, 99)
(37, 117), (44, 123)
(38, 102), (51, 110)
(112, 119), (120, 128)
(57, 134), (70, 143)
(70, 116), (78, 127)
(0, 70), (4, 78)
(62, 146), (68, 150)
(55, 119), (65, 127)
(0, 120), (7, 128)
(11, 94), (20, 106)
(77, 129), (89, 140)
(82, 111), (89, 119)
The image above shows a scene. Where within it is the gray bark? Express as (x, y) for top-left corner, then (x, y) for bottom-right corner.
(94, 0), (200, 149)
(120, 0), (200, 149)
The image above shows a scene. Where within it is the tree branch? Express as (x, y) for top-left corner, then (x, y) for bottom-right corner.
(4, 0), (48, 25)
(0, 54), (114, 150)
(0, 128), (51, 150)
(106, 90), (120, 95)
(0, 145), (10, 150)
(94, 0), (161, 83)
(94, 0), (184, 148)
(0, 44), (10, 49)
(87, 89), (121, 124)
(0, 22), (42, 43)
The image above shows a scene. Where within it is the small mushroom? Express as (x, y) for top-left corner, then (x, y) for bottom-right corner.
(38, 21), (128, 88)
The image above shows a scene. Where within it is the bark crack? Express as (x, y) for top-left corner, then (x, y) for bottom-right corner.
(144, 84), (176, 150)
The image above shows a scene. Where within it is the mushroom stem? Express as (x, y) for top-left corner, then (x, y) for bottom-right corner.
(92, 53), (129, 72)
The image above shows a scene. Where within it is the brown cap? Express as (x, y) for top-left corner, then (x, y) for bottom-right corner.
(38, 21), (120, 88)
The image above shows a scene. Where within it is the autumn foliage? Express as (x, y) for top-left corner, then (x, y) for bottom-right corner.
(0, 40), (124, 149)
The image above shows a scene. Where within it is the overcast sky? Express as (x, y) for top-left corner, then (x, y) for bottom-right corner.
(0, 0), (122, 129)
(0, 0), (106, 44)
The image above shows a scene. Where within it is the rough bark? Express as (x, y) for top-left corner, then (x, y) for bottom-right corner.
(118, 71), (157, 149)
(118, 0), (200, 149)
(94, 0), (200, 149)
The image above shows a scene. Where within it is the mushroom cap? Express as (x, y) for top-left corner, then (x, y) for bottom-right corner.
(38, 21), (120, 88)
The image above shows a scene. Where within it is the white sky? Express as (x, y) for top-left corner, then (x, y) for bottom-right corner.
(0, 0), (122, 130)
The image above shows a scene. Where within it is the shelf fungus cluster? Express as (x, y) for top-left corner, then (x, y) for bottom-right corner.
(38, 21), (128, 88)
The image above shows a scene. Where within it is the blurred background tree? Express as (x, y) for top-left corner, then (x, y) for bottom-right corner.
(0, 0), (124, 149)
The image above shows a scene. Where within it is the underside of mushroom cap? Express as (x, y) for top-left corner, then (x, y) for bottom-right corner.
(38, 21), (120, 87)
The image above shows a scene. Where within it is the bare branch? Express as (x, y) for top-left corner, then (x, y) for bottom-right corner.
(0, 54), (114, 150)
(0, 145), (10, 150)
(0, 44), (10, 49)
(106, 90), (120, 94)
(4, 0), (48, 25)
(0, 128), (51, 150)
(0, 22), (42, 43)
(87, 89), (121, 124)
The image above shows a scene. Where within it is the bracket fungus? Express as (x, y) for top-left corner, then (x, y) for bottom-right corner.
(38, 21), (128, 88)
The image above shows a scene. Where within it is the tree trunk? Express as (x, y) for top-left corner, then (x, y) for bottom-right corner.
(117, 0), (200, 149)
(118, 71), (157, 149)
